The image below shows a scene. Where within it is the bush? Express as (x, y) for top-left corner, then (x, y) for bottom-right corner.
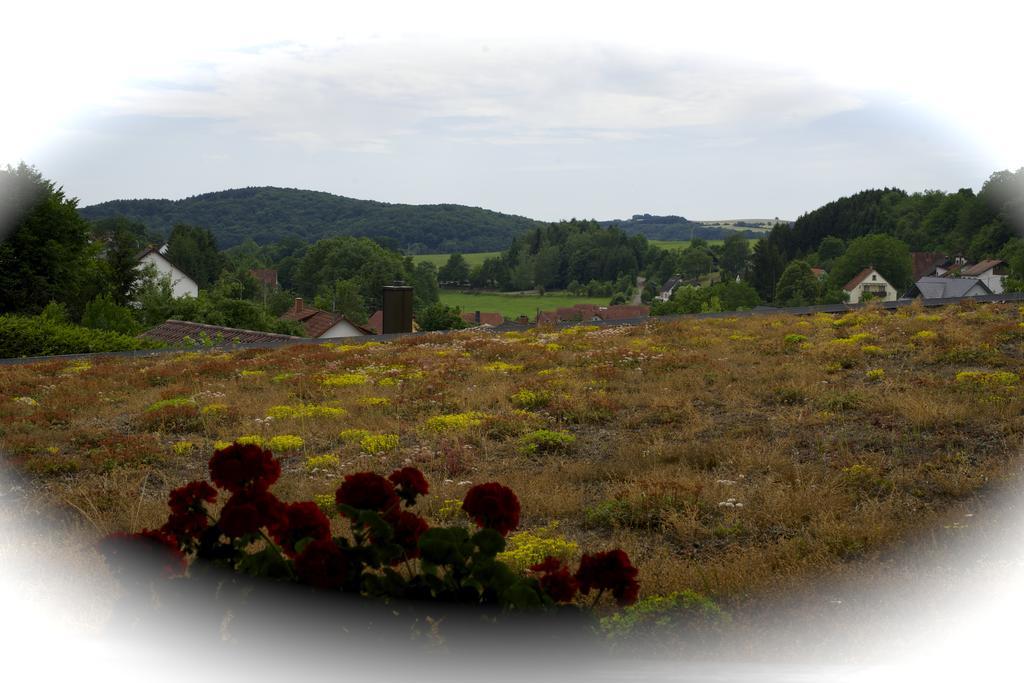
(519, 429), (576, 455)
(0, 314), (163, 358)
(81, 294), (140, 335)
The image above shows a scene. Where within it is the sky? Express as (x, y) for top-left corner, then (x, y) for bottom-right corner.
(2, 1), (1023, 224)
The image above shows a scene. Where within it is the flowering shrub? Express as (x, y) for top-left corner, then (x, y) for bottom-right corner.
(509, 389), (551, 410)
(357, 397), (390, 407)
(304, 454), (340, 472)
(519, 429), (576, 455)
(424, 411), (487, 432)
(98, 443), (641, 614)
(339, 428), (371, 443)
(865, 369), (885, 382)
(497, 521), (579, 572)
(359, 433), (399, 455)
(320, 373), (369, 387)
(268, 404), (346, 419)
(235, 435), (264, 446)
(267, 434), (304, 452)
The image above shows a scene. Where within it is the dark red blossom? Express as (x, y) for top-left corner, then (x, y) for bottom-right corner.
(98, 529), (187, 579)
(387, 467), (429, 506)
(574, 549), (640, 606)
(161, 480), (218, 541)
(335, 472), (400, 519)
(269, 502), (332, 558)
(462, 482), (520, 536)
(389, 511), (429, 562)
(208, 443), (280, 493)
(530, 557), (579, 604)
(294, 538), (349, 590)
(218, 489), (286, 538)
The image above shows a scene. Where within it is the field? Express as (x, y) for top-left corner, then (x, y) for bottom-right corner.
(1, 300), (1023, 636)
(439, 291), (611, 320)
(411, 251), (501, 268)
(649, 237), (762, 251)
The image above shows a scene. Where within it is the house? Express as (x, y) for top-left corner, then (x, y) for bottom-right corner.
(536, 303), (650, 324)
(279, 298), (375, 338)
(137, 245), (199, 299)
(139, 320), (304, 346)
(904, 277), (992, 300)
(959, 259), (1008, 294)
(935, 255), (968, 276)
(656, 276), (683, 302)
(365, 310), (421, 335)
(842, 267), (898, 304)
(810, 267), (828, 280)
(910, 252), (947, 281)
(460, 311), (505, 327)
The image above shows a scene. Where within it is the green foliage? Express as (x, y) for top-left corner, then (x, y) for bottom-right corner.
(0, 163), (98, 316)
(438, 253), (471, 283)
(720, 232), (750, 280)
(651, 281), (760, 315)
(774, 260), (820, 307)
(829, 234), (912, 292)
(519, 429), (576, 455)
(81, 293), (139, 335)
(79, 186), (543, 252)
(0, 314), (163, 358)
(165, 224), (225, 288)
(417, 303), (468, 331)
(599, 590), (725, 640)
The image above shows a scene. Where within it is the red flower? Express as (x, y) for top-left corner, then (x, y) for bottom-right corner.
(218, 489), (286, 538)
(387, 467), (429, 506)
(208, 443), (281, 493)
(389, 511), (429, 562)
(574, 549), (640, 606)
(161, 480), (218, 541)
(294, 538), (349, 590)
(98, 529), (187, 579)
(269, 502), (332, 558)
(335, 472), (400, 519)
(530, 557), (579, 604)
(462, 482), (520, 536)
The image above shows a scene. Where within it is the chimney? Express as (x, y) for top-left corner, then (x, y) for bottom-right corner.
(381, 281), (413, 334)
(294, 297), (303, 313)
(475, 310), (481, 324)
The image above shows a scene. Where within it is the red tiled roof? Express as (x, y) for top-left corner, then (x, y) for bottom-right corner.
(280, 300), (374, 337)
(911, 252), (947, 281)
(843, 267), (880, 291)
(460, 311), (505, 326)
(139, 320), (304, 346)
(597, 305), (650, 321)
(536, 303), (650, 324)
(367, 310), (383, 334)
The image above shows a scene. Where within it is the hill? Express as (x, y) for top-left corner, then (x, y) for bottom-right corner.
(78, 187), (546, 252)
(599, 213), (763, 241)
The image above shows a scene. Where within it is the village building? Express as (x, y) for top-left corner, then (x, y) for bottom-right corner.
(842, 267), (898, 304)
(536, 303), (650, 325)
(279, 298), (375, 338)
(137, 245), (199, 299)
(460, 310), (505, 327)
(959, 259), (1008, 294)
(904, 277), (992, 300)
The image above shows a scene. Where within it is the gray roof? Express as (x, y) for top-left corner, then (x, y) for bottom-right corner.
(908, 277), (992, 299)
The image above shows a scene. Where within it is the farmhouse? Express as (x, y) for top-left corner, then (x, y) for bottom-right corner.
(137, 245), (199, 299)
(959, 259), (1008, 294)
(279, 298), (375, 338)
(843, 267), (898, 304)
(536, 303), (650, 324)
(460, 310), (505, 328)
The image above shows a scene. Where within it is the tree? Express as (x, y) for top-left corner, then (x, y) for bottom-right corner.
(720, 234), (750, 281)
(91, 216), (148, 306)
(829, 234), (912, 292)
(165, 224), (225, 288)
(749, 238), (786, 302)
(773, 260), (820, 307)
(417, 303), (468, 331)
(0, 163), (96, 315)
(817, 236), (845, 265)
(438, 253), (470, 283)
(314, 278), (368, 324)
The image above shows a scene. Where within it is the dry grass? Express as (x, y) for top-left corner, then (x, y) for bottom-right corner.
(1, 301), (1022, 615)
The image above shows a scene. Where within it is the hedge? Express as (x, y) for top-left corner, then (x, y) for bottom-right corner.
(0, 314), (164, 358)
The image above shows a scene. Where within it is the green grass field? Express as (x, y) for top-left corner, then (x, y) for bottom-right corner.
(411, 251), (501, 268)
(649, 237), (762, 251)
(439, 291), (611, 320)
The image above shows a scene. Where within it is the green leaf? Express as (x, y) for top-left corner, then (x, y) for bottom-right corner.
(472, 528), (506, 556)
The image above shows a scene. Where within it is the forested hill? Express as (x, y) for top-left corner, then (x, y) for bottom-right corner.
(78, 187), (545, 252)
(598, 214), (760, 241)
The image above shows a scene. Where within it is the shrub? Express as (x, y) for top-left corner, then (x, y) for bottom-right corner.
(0, 313), (163, 358)
(304, 454), (340, 472)
(424, 412), (487, 432)
(267, 404), (346, 419)
(359, 433), (399, 454)
(509, 389), (552, 410)
(266, 435), (304, 452)
(339, 428), (371, 443)
(599, 590), (725, 640)
(497, 521), (579, 572)
(519, 429), (576, 455)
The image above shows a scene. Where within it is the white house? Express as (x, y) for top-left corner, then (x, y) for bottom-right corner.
(137, 246), (199, 298)
(959, 259), (1008, 294)
(843, 267), (898, 304)
(279, 298), (375, 338)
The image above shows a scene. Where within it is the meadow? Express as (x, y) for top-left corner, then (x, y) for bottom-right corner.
(1, 300), (1022, 632)
(439, 291), (611, 320)
(411, 251), (501, 268)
